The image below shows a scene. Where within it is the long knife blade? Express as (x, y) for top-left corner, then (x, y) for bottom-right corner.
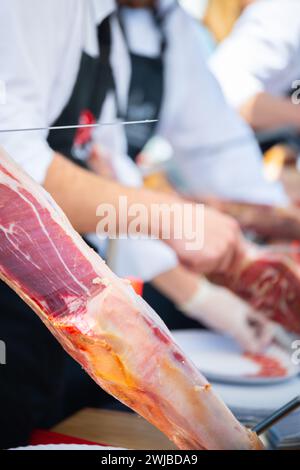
(0, 119), (158, 134)
(253, 396), (300, 436)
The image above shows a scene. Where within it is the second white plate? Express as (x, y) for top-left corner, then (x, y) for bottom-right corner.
(172, 330), (299, 385)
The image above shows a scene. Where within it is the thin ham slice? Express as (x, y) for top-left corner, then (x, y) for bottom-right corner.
(0, 148), (262, 450)
(213, 245), (300, 334)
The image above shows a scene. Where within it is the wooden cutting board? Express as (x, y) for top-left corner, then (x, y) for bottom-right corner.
(52, 408), (177, 450)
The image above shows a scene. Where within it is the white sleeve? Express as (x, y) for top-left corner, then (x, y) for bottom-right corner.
(0, 0), (85, 183)
(157, 6), (288, 207)
(109, 238), (178, 282)
(210, 1), (300, 107)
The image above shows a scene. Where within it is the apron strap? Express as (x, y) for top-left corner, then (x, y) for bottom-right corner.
(97, 16), (112, 63)
(116, 4), (178, 160)
(47, 14), (120, 162)
(152, 1), (179, 54)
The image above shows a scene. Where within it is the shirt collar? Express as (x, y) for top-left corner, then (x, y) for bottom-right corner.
(158, 0), (176, 14)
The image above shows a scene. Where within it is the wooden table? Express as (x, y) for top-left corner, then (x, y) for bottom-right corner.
(52, 408), (177, 450)
(52, 408), (300, 451)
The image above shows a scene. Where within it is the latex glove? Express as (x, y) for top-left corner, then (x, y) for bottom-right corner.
(178, 277), (275, 354)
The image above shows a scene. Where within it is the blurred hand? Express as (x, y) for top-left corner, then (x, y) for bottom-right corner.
(88, 144), (116, 180)
(167, 205), (244, 275)
(178, 277), (275, 354)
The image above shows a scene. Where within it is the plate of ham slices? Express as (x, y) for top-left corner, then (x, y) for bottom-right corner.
(172, 330), (299, 385)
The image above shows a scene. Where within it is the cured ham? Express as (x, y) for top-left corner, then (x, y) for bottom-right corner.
(213, 244), (300, 334)
(0, 148), (262, 450)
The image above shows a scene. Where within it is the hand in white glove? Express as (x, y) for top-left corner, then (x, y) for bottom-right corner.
(178, 277), (275, 354)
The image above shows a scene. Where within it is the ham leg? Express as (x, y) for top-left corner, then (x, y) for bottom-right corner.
(0, 148), (262, 450)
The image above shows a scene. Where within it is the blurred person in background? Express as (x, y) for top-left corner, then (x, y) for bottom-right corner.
(203, 0), (254, 43)
(210, 0), (300, 135)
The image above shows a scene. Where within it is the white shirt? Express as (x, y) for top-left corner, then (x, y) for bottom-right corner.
(0, 0), (130, 182)
(210, 0), (300, 108)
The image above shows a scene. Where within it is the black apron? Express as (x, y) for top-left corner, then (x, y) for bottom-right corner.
(0, 16), (117, 449)
(48, 17), (116, 166)
(118, 7), (166, 161)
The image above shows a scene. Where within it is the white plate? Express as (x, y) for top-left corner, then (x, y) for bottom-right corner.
(172, 330), (299, 385)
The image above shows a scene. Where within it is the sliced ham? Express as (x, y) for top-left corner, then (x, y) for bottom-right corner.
(213, 244), (300, 334)
(0, 147), (262, 450)
(197, 199), (300, 334)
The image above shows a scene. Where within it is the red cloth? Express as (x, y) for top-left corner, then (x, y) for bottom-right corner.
(30, 430), (103, 446)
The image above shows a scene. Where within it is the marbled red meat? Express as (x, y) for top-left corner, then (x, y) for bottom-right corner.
(0, 147), (262, 450)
